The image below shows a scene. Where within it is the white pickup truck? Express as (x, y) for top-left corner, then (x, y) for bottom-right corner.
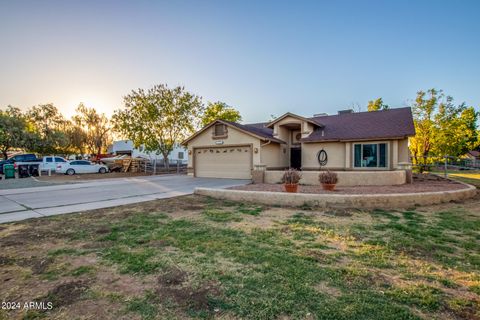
(39, 156), (69, 173)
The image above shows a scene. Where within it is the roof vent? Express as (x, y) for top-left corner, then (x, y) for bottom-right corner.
(313, 113), (328, 117)
(338, 109), (354, 115)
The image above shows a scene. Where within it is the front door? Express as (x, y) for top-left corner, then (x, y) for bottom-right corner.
(290, 148), (301, 169)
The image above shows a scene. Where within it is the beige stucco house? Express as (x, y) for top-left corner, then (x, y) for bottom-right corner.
(183, 108), (415, 183)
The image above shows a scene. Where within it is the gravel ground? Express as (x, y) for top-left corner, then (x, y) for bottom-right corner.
(229, 179), (468, 194)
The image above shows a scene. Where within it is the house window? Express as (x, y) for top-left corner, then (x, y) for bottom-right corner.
(178, 151), (184, 160)
(354, 143), (388, 168)
(213, 124), (227, 138)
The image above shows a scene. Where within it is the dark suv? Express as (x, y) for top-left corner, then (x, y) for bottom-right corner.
(0, 153), (40, 174)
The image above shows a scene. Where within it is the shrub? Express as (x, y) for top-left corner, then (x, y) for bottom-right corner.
(281, 169), (302, 184)
(319, 170), (338, 184)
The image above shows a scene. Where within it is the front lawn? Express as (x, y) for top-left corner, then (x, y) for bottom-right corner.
(448, 172), (480, 188)
(1, 195), (479, 319)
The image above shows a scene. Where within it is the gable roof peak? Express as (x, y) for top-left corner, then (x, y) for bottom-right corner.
(266, 112), (323, 128)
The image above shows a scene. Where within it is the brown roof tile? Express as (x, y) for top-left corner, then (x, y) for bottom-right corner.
(239, 107), (415, 142)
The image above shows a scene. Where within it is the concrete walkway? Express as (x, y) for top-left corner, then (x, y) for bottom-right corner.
(0, 175), (248, 224)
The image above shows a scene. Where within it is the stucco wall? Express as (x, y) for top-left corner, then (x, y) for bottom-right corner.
(398, 138), (410, 163)
(274, 123), (293, 144)
(265, 170), (406, 186)
(186, 125), (262, 171)
(261, 143), (288, 168)
(302, 142), (345, 169)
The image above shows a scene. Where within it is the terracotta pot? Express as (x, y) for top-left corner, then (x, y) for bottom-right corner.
(322, 183), (336, 191)
(284, 183), (298, 193)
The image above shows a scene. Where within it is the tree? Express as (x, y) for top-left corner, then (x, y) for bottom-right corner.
(409, 89), (479, 171)
(367, 98), (389, 112)
(112, 84), (203, 168)
(200, 101), (242, 127)
(72, 103), (111, 156)
(63, 119), (88, 156)
(0, 106), (33, 159)
(27, 104), (69, 155)
(432, 102), (478, 158)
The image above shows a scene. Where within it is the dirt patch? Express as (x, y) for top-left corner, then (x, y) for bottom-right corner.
(0, 256), (14, 266)
(323, 209), (354, 217)
(95, 226), (111, 234)
(65, 255), (98, 270)
(158, 267), (188, 286)
(40, 280), (90, 308)
(156, 281), (221, 312)
(156, 267), (221, 313)
(228, 207), (293, 231)
(148, 239), (169, 248)
(314, 281), (343, 297)
(94, 269), (154, 297)
(16, 256), (54, 274)
(230, 179), (468, 194)
(54, 298), (130, 320)
(81, 240), (114, 250)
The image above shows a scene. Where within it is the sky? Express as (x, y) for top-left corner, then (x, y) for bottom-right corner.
(0, 0), (479, 123)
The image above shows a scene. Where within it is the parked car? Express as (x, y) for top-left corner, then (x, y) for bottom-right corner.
(57, 160), (109, 175)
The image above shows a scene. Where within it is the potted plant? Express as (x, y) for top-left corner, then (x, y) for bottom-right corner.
(319, 170), (338, 191)
(282, 168), (301, 193)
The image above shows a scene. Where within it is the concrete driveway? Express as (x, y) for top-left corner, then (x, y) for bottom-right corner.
(0, 175), (248, 223)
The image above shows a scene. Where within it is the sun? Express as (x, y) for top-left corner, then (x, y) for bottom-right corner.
(63, 97), (115, 119)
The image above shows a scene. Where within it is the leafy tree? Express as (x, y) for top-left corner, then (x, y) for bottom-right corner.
(367, 98), (389, 112)
(27, 104), (69, 155)
(63, 119), (88, 156)
(112, 84), (203, 168)
(0, 106), (33, 159)
(200, 101), (242, 127)
(72, 103), (111, 156)
(431, 101), (478, 158)
(409, 89), (479, 171)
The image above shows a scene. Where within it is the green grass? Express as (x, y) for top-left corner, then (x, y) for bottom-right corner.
(202, 208), (243, 222)
(70, 266), (95, 276)
(126, 293), (159, 320)
(429, 170), (480, 188)
(2, 195), (479, 319)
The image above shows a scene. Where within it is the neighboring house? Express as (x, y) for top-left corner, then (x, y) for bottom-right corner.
(110, 140), (188, 164)
(463, 150), (480, 168)
(183, 108), (415, 179)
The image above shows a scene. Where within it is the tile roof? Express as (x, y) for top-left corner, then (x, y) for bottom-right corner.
(222, 121), (285, 143)
(467, 150), (480, 158)
(238, 107), (415, 142)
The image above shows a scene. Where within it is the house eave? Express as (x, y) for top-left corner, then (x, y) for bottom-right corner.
(301, 135), (414, 143)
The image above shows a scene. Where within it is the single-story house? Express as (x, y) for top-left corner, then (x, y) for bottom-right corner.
(108, 140), (188, 164)
(463, 150), (480, 168)
(183, 108), (415, 183)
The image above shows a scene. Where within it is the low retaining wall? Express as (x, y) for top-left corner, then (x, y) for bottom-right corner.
(264, 170), (406, 186)
(194, 183), (477, 209)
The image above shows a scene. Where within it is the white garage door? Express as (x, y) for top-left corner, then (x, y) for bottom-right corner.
(195, 146), (252, 179)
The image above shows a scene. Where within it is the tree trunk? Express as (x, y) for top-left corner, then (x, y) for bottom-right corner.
(2, 150), (7, 160)
(163, 153), (170, 170)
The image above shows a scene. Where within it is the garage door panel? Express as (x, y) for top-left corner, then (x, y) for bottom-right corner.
(195, 146), (251, 179)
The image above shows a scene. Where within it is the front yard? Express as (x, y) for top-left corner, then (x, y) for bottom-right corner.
(1, 193), (480, 319)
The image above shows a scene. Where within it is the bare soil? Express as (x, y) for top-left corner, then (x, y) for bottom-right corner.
(229, 179), (468, 194)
